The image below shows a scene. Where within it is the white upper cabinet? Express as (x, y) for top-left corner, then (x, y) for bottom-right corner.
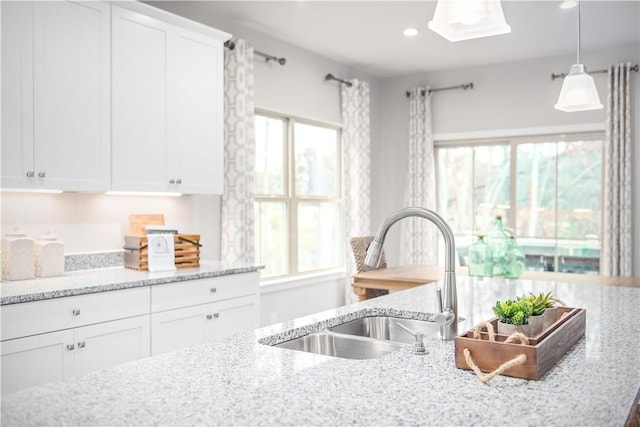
(111, 6), (170, 193)
(168, 28), (224, 194)
(112, 4), (228, 194)
(1, 1), (111, 191)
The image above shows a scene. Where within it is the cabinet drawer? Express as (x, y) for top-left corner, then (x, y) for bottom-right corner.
(1, 287), (150, 341)
(151, 272), (259, 313)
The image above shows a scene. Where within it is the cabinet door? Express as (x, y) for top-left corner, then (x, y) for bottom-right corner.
(73, 316), (150, 377)
(32, 1), (111, 191)
(111, 6), (170, 192)
(206, 295), (259, 340)
(151, 304), (210, 356)
(1, 1), (34, 189)
(1, 330), (74, 394)
(167, 27), (224, 194)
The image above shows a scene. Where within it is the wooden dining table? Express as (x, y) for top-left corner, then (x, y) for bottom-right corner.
(352, 264), (640, 301)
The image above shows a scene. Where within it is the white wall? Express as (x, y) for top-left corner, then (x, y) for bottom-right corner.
(373, 43), (640, 275)
(0, 192), (221, 260)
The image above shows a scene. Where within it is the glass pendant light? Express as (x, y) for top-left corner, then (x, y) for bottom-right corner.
(428, 0), (511, 42)
(554, 0), (602, 112)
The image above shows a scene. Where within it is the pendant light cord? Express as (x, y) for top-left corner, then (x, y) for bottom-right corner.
(576, 0), (581, 65)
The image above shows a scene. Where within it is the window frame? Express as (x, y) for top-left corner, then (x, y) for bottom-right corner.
(434, 130), (605, 274)
(254, 109), (344, 280)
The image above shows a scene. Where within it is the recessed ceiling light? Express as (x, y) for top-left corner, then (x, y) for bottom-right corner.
(560, 1), (577, 9)
(403, 27), (419, 37)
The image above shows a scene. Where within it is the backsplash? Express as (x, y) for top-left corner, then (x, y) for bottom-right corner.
(64, 251), (124, 272)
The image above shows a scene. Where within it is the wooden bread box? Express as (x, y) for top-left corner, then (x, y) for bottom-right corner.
(123, 214), (200, 271)
(455, 306), (586, 380)
(124, 234), (201, 271)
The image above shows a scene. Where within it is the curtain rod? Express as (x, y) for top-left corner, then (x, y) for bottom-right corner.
(551, 63), (638, 80)
(224, 40), (286, 66)
(325, 73), (353, 87)
(405, 82), (474, 97)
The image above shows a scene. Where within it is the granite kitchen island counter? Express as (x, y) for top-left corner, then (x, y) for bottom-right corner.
(2, 276), (639, 426)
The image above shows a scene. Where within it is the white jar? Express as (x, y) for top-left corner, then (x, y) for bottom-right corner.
(34, 232), (65, 278)
(2, 229), (35, 281)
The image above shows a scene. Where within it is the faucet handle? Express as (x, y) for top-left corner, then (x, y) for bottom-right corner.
(395, 322), (427, 355)
(435, 287), (455, 327)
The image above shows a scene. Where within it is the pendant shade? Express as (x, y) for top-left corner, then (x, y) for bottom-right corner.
(554, 64), (603, 112)
(428, 0), (511, 42)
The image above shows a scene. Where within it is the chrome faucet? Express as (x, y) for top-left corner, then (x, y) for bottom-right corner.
(365, 207), (458, 340)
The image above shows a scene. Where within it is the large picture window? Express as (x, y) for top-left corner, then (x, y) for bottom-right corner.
(436, 132), (603, 274)
(254, 111), (343, 279)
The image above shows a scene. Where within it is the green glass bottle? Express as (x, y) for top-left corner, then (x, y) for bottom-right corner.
(486, 215), (509, 276)
(499, 236), (526, 279)
(468, 235), (493, 277)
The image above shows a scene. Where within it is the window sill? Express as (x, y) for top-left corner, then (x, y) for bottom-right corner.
(260, 269), (347, 294)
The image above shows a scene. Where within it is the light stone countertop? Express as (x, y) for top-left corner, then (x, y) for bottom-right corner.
(0, 261), (263, 305)
(1, 276), (639, 426)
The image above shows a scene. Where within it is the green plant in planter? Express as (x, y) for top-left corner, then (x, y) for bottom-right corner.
(492, 298), (533, 325)
(527, 291), (554, 316)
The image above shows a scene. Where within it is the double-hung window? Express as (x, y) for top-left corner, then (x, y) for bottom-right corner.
(436, 131), (604, 274)
(254, 111), (343, 279)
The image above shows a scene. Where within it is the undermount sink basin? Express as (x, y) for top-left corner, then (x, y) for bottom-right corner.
(270, 314), (447, 359)
(328, 316), (441, 344)
(274, 330), (404, 359)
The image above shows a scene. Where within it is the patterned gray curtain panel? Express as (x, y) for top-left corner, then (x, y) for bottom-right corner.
(342, 79), (371, 304)
(602, 63), (633, 277)
(401, 88), (437, 265)
(222, 38), (256, 265)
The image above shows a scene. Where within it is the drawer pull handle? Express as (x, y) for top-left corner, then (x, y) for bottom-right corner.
(210, 287), (217, 294)
(77, 341), (86, 349)
(66, 344), (75, 351)
(72, 309), (81, 316)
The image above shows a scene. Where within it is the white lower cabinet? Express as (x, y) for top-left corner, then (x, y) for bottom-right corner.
(0, 330), (74, 394)
(0, 272), (259, 394)
(151, 295), (258, 355)
(150, 273), (260, 355)
(1, 315), (150, 394)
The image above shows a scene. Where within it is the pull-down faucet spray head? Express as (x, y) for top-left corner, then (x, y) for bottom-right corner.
(365, 207), (458, 340)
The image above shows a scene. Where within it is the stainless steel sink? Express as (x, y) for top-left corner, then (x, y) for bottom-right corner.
(274, 331), (404, 359)
(328, 316), (441, 344)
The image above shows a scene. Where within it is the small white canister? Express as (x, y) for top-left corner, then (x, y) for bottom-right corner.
(34, 232), (65, 278)
(2, 228), (35, 281)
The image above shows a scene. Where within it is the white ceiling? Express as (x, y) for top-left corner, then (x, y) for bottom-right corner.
(152, 1), (640, 78)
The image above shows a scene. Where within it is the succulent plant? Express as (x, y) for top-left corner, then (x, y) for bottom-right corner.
(527, 291), (554, 315)
(492, 297), (533, 325)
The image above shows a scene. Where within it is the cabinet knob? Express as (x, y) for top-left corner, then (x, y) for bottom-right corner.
(72, 309), (81, 316)
(66, 344), (75, 351)
(26, 171), (35, 178)
(77, 341), (86, 348)
(206, 314), (213, 320)
(37, 171), (46, 178)
(176, 178), (182, 184)
(210, 287), (217, 294)
(169, 179), (175, 184)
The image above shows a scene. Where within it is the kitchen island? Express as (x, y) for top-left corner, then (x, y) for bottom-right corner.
(2, 275), (639, 426)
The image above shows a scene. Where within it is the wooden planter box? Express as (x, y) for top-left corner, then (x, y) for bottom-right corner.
(124, 234), (201, 271)
(454, 306), (586, 380)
